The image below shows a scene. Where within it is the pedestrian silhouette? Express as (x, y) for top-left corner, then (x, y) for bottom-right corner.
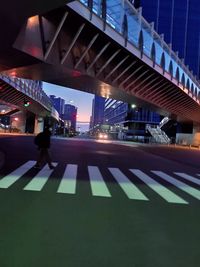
(34, 126), (55, 169)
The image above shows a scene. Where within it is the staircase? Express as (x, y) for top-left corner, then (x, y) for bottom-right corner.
(146, 124), (170, 144)
(159, 117), (169, 128)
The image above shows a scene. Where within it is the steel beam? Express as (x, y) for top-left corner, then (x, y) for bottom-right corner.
(87, 42), (110, 72)
(112, 61), (137, 83)
(44, 11), (68, 61)
(61, 23), (85, 65)
(125, 69), (150, 91)
(74, 33), (99, 69)
(105, 55), (129, 80)
(96, 49), (121, 77)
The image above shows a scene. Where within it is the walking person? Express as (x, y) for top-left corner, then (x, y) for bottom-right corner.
(34, 126), (55, 169)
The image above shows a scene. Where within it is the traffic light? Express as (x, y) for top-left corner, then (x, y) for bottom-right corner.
(24, 100), (31, 107)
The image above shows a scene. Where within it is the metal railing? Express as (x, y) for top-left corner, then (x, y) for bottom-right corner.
(78, 0), (200, 101)
(0, 74), (52, 111)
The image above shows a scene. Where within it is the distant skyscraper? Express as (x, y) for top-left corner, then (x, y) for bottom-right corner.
(49, 95), (65, 116)
(62, 104), (77, 130)
(140, 0), (200, 77)
(90, 95), (105, 128)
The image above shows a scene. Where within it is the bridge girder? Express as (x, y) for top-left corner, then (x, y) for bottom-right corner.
(1, 1), (200, 123)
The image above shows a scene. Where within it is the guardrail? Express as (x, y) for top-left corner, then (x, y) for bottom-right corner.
(79, 0), (200, 101)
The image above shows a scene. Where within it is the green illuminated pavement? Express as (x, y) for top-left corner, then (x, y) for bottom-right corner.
(0, 136), (200, 267)
(0, 181), (199, 267)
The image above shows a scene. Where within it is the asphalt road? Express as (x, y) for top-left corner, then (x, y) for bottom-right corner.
(0, 135), (200, 267)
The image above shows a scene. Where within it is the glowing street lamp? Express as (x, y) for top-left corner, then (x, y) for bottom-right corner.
(131, 104), (136, 109)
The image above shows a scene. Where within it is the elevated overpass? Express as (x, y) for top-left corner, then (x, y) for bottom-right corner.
(0, 74), (59, 133)
(1, 0), (200, 142)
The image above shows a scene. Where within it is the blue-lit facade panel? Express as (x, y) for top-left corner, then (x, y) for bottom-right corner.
(141, 0), (200, 76)
(79, 0), (200, 95)
(104, 99), (161, 133)
(49, 95), (65, 116)
(62, 104), (77, 130)
(186, 0), (200, 74)
(90, 95), (105, 127)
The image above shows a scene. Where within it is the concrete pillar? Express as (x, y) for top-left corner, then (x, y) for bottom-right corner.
(176, 122), (200, 145)
(10, 111), (26, 133)
(34, 115), (44, 134)
(191, 123), (200, 146)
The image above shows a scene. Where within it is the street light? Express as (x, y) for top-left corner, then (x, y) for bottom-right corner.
(131, 104), (136, 109)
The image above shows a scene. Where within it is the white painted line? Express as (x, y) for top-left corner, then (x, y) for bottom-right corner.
(23, 163), (57, 191)
(152, 171), (200, 200)
(108, 168), (148, 201)
(0, 161), (36, 188)
(88, 166), (111, 197)
(174, 172), (200, 186)
(130, 169), (188, 204)
(57, 164), (77, 194)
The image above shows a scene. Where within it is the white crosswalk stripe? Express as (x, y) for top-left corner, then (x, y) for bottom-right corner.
(152, 171), (200, 200)
(1, 161), (200, 204)
(88, 166), (111, 197)
(23, 163), (57, 191)
(57, 164), (77, 194)
(174, 172), (200, 186)
(130, 169), (188, 204)
(108, 168), (148, 201)
(0, 161), (36, 188)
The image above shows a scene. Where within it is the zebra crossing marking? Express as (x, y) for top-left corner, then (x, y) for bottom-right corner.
(108, 168), (148, 201)
(57, 164), (77, 194)
(0, 161), (36, 188)
(130, 169), (188, 204)
(88, 166), (111, 197)
(1, 160), (200, 204)
(23, 163), (57, 191)
(152, 171), (200, 200)
(174, 172), (200, 186)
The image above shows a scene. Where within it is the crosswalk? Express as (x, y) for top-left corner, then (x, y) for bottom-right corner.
(0, 160), (200, 205)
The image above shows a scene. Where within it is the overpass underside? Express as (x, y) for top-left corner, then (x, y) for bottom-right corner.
(1, 1), (200, 123)
(0, 78), (50, 117)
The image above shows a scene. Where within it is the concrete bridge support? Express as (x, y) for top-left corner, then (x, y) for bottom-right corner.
(176, 122), (200, 146)
(10, 111), (26, 133)
(10, 111), (44, 134)
(34, 115), (44, 134)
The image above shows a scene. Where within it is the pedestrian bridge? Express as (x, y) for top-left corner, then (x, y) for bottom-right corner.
(0, 74), (59, 120)
(1, 0), (200, 123)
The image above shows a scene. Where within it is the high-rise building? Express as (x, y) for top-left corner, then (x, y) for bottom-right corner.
(139, 0), (200, 77)
(90, 95), (105, 129)
(62, 104), (77, 131)
(49, 95), (65, 116)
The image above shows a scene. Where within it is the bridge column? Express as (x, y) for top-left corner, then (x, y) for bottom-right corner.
(34, 115), (44, 134)
(10, 111), (26, 133)
(191, 123), (200, 146)
(175, 122), (200, 145)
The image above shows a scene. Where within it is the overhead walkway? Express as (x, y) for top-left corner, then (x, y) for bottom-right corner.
(0, 74), (59, 120)
(1, 0), (200, 125)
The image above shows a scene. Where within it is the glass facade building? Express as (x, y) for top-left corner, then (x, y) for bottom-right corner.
(62, 104), (77, 130)
(140, 0), (200, 77)
(104, 98), (161, 138)
(49, 95), (65, 116)
(90, 95), (105, 128)
(79, 0), (200, 100)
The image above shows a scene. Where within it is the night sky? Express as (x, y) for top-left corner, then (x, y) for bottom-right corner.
(43, 82), (94, 131)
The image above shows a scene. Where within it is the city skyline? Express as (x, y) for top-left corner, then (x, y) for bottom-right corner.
(43, 82), (94, 131)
